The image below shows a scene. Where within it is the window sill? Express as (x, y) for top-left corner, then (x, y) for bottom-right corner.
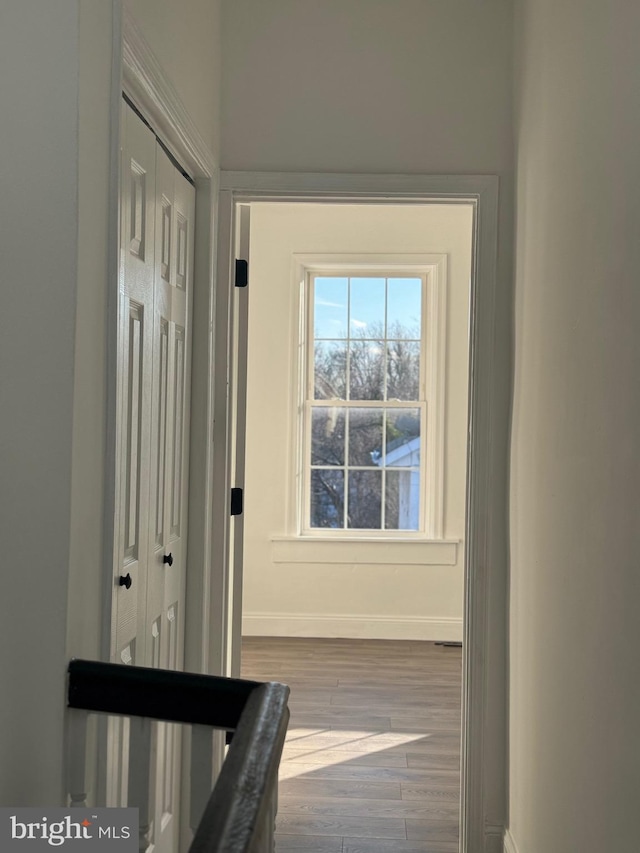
(270, 536), (459, 566)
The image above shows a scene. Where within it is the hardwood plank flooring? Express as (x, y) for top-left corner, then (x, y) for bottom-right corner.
(241, 637), (462, 853)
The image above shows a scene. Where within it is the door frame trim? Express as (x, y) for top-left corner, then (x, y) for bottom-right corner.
(218, 170), (500, 853)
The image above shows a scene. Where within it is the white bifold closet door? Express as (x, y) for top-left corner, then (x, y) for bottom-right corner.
(109, 101), (195, 853)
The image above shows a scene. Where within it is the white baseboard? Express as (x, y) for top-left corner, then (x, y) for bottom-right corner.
(503, 828), (520, 853)
(242, 612), (463, 641)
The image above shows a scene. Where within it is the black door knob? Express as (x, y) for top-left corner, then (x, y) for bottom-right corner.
(163, 553), (173, 566)
(119, 573), (132, 589)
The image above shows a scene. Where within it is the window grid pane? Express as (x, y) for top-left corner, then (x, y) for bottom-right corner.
(312, 275), (423, 403)
(310, 469), (345, 528)
(308, 402), (423, 530)
(347, 469), (382, 529)
(311, 406), (345, 466)
(308, 275), (425, 532)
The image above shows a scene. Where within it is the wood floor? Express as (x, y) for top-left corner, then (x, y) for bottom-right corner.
(241, 637), (462, 853)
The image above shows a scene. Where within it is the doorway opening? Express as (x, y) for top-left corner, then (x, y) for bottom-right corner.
(234, 200), (473, 850)
(217, 171), (498, 853)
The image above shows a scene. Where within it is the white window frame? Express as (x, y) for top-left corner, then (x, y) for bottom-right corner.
(289, 254), (447, 540)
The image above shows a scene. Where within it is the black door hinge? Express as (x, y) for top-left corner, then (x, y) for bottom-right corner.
(230, 487), (243, 516)
(235, 259), (248, 288)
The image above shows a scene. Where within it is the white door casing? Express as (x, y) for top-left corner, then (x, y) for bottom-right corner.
(227, 204), (250, 678)
(216, 170), (500, 853)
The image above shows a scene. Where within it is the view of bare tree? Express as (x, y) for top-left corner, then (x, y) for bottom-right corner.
(310, 323), (421, 529)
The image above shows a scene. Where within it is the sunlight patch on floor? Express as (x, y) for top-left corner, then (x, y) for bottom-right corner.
(279, 729), (427, 781)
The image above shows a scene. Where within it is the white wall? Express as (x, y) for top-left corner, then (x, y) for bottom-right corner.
(221, 0), (513, 838)
(0, 0), (81, 806)
(510, 2), (640, 852)
(0, 0), (221, 806)
(243, 203), (472, 641)
(221, 0), (513, 176)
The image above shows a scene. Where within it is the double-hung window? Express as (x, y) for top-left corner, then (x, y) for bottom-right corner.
(301, 267), (444, 537)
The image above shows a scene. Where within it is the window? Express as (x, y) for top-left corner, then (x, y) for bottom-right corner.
(299, 263), (446, 538)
